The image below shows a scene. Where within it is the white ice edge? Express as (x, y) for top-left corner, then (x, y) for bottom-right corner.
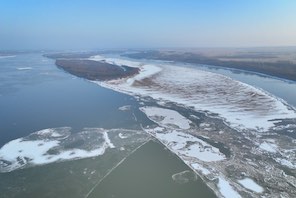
(90, 55), (296, 132)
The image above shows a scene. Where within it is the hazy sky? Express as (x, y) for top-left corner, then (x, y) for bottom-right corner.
(1, 0), (296, 50)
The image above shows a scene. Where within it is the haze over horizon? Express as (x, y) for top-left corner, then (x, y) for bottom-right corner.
(1, 0), (296, 50)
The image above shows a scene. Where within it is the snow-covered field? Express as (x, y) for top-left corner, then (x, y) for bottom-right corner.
(92, 56), (296, 132)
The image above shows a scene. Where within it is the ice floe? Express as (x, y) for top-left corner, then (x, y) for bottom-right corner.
(238, 178), (264, 193)
(0, 127), (116, 172)
(92, 56), (296, 132)
(140, 106), (191, 130)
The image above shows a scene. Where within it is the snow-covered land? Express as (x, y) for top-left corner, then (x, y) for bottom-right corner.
(140, 106), (191, 129)
(218, 177), (241, 198)
(259, 141), (278, 153)
(238, 178), (264, 193)
(92, 56), (296, 132)
(139, 106), (224, 162)
(144, 127), (225, 163)
(190, 163), (211, 175)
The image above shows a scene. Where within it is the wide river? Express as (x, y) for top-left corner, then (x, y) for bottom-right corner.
(1, 52), (295, 198)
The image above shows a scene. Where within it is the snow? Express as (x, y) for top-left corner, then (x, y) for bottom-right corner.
(103, 132), (115, 148)
(0, 138), (59, 163)
(191, 163), (211, 175)
(129, 64), (162, 82)
(118, 105), (131, 111)
(259, 142), (277, 153)
(0, 138), (106, 172)
(0, 128), (116, 172)
(275, 158), (296, 169)
(218, 177), (241, 198)
(118, 133), (128, 139)
(36, 128), (66, 138)
(238, 178), (264, 193)
(89, 55), (142, 68)
(183, 144), (225, 162)
(140, 106), (191, 130)
(145, 129), (225, 162)
(92, 56), (296, 132)
(16, 67), (33, 70)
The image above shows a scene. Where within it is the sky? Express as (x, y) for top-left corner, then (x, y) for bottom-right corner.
(1, 0), (296, 50)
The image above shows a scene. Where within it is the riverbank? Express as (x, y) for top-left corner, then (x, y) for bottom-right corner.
(124, 50), (296, 82)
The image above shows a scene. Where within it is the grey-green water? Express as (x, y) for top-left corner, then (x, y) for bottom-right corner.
(88, 141), (216, 198)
